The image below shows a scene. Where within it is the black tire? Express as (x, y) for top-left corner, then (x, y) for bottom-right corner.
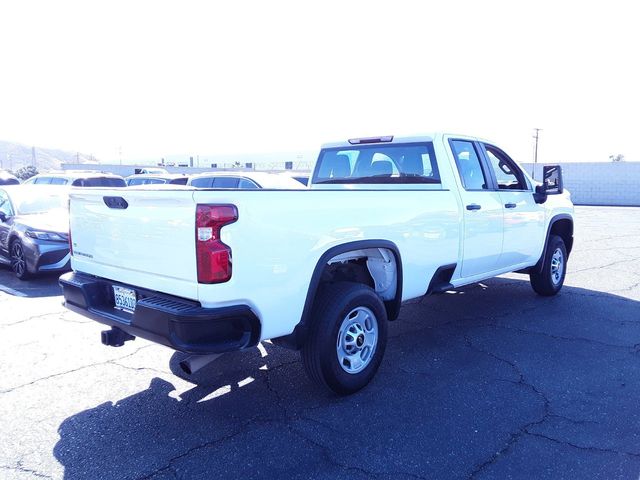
(530, 235), (567, 296)
(302, 282), (388, 395)
(10, 239), (31, 281)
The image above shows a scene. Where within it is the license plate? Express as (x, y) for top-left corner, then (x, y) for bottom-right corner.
(113, 285), (137, 312)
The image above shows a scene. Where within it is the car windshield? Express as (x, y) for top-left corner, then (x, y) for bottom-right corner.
(314, 142), (441, 184)
(12, 190), (68, 215)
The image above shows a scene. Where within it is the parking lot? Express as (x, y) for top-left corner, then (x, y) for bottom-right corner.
(1, 205), (639, 479)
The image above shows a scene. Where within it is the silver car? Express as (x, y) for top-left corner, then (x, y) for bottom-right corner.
(0, 186), (70, 280)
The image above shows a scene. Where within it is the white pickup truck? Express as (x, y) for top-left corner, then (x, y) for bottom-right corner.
(60, 133), (574, 394)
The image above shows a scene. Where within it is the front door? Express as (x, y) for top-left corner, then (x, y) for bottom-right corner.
(480, 143), (546, 268)
(449, 139), (504, 278)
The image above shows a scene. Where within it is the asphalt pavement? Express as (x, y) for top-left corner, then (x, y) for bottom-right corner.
(1, 206), (639, 479)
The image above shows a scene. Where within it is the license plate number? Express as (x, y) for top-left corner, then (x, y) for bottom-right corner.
(113, 286), (137, 312)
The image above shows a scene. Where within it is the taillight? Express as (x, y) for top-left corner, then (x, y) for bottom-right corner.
(196, 204), (238, 283)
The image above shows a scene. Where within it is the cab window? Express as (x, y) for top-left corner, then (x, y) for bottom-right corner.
(315, 143), (440, 184)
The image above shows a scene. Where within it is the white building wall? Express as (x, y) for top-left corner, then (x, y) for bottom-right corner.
(522, 162), (640, 207)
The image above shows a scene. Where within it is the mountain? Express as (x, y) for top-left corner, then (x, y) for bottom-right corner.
(0, 140), (96, 172)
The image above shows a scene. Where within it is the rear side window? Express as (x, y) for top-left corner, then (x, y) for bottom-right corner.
(34, 177), (52, 184)
(315, 143), (440, 184)
(190, 176), (240, 188)
(450, 140), (488, 190)
(49, 177), (68, 185)
(190, 177), (214, 188)
(238, 178), (259, 189)
(169, 177), (188, 185)
(212, 177), (239, 188)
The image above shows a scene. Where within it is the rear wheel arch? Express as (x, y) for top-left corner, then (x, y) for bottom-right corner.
(272, 240), (403, 350)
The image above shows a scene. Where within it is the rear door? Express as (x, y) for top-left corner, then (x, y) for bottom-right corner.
(449, 139), (504, 278)
(480, 143), (545, 268)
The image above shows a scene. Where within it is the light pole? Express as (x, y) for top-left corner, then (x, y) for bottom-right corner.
(532, 128), (541, 179)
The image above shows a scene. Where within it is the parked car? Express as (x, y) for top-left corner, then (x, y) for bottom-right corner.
(126, 173), (188, 186)
(61, 133), (573, 394)
(187, 171), (304, 189)
(23, 171), (126, 187)
(278, 171), (310, 186)
(0, 171), (20, 185)
(0, 186), (70, 279)
(134, 168), (169, 175)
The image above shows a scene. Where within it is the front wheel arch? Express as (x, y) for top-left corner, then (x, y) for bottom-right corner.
(534, 215), (573, 274)
(9, 237), (31, 280)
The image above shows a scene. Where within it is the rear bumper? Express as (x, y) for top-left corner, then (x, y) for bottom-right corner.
(59, 271), (261, 354)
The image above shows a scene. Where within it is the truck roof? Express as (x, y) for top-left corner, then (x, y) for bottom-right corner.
(320, 133), (490, 149)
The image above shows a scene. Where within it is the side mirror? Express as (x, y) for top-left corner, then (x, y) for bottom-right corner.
(543, 165), (563, 195)
(534, 165), (563, 204)
(0, 211), (6, 222)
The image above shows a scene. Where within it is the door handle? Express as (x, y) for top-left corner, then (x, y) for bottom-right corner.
(466, 204), (482, 211)
(505, 203), (517, 209)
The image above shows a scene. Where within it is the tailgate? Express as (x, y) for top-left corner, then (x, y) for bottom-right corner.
(69, 188), (199, 300)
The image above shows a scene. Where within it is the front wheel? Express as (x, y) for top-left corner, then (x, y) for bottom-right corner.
(10, 240), (31, 280)
(530, 235), (567, 296)
(302, 282), (388, 395)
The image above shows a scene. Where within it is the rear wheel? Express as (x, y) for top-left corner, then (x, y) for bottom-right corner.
(302, 282), (388, 395)
(530, 235), (567, 296)
(10, 240), (31, 280)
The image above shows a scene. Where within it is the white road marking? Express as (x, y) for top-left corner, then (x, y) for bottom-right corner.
(0, 285), (27, 297)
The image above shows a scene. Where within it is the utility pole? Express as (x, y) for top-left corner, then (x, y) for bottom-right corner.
(532, 128), (542, 179)
(118, 146), (122, 166)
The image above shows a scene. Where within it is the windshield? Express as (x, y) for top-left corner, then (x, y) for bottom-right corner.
(314, 142), (440, 184)
(12, 191), (68, 215)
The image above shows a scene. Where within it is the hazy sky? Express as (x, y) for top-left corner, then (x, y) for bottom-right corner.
(0, 0), (638, 164)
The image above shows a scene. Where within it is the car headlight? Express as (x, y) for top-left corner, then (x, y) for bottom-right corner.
(25, 230), (68, 242)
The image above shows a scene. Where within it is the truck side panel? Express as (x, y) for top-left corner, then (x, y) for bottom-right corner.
(192, 189), (460, 340)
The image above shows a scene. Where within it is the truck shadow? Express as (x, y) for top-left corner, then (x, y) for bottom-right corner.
(0, 267), (64, 298)
(52, 277), (640, 479)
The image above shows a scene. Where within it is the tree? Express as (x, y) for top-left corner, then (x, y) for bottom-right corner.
(13, 165), (39, 180)
(609, 154), (625, 162)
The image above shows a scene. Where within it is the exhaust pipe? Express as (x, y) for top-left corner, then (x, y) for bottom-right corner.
(179, 353), (223, 375)
(101, 327), (135, 347)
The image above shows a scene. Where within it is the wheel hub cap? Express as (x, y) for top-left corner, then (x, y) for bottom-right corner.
(550, 248), (564, 285)
(336, 306), (379, 374)
(11, 243), (26, 277)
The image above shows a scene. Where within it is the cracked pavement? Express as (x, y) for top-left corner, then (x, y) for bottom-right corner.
(1, 206), (639, 479)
